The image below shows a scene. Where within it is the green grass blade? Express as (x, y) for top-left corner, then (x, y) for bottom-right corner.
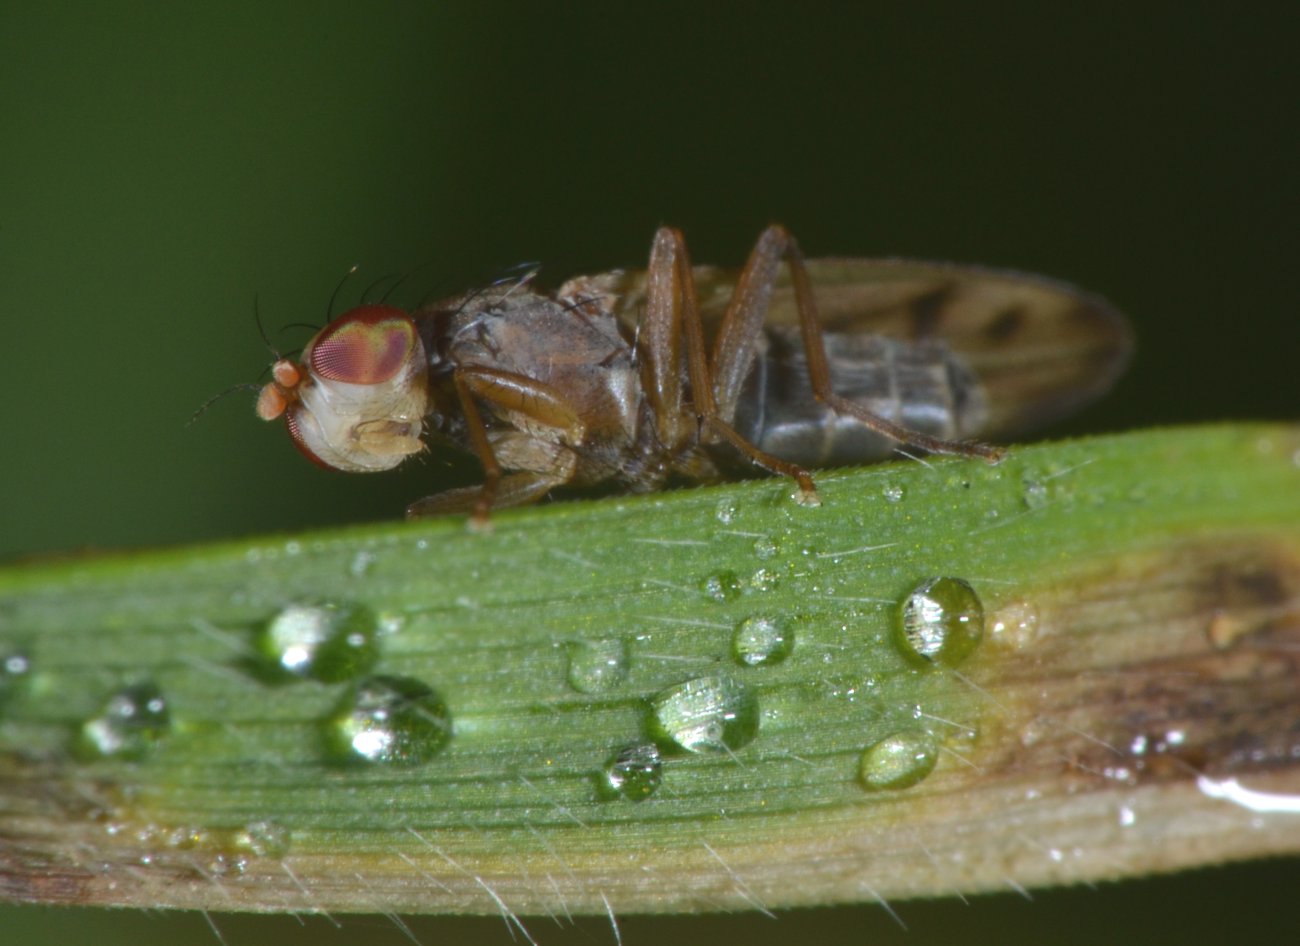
(2, 423), (1299, 916)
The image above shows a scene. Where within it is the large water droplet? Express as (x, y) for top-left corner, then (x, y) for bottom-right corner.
(731, 615), (794, 667)
(858, 730), (939, 790)
(566, 639), (629, 693)
(599, 743), (663, 801)
(324, 674), (452, 765)
(255, 602), (380, 682)
(647, 675), (760, 754)
(896, 577), (984, 667)
(77, 682), (170, 759)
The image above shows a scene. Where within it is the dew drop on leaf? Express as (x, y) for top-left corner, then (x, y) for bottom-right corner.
(896, 577), (984, 667)
(859, 730), (939, 790)
(324, 674), (452, 765)
(647, 675), (760, 754)
(77, 682), (170, 759)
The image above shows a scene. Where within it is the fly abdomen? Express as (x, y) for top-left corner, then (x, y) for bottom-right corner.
(732, 328), (987, 467)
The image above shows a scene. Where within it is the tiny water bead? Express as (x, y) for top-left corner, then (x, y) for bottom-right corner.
(896, 577), (985, 667)
(989, 600), (1041, 649)
(859, 730), (939, 790)
(1021, 476), (1049, 510)
(233, 820), (291, 858)
(255, 601), (380, 682)
(77, 682), (170, 759)
(882, 483), (905, 503)
(566, 638), (630, 693)
(700, 570), (744, 602)
(731, 615), (795, 667)
(600, 743), (663, 801)
(647, 675), (760, 754)
(325, 674), (452, 765)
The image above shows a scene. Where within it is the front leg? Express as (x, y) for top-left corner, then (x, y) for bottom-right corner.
(411, 366), (585, 524)
(406, 433), (577, 520)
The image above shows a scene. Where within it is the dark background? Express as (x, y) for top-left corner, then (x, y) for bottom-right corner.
(1, 3), (1296, 943)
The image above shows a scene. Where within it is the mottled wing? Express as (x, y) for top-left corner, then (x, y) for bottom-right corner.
(598, 259), (1132, 440)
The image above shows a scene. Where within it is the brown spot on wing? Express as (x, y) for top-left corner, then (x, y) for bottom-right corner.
(984, 305), (1026, 342)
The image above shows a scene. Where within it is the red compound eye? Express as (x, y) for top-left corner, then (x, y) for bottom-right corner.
(307, 305), (420, 385)
(283, 406), (333, 470)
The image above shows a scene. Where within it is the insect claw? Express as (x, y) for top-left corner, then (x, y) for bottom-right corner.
(792, 472), (821, 507)
(793, 486), (822, 508)
(973, 442), (1008, 464)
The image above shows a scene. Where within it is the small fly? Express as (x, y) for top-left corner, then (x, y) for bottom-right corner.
(256, 226), (1131, 523)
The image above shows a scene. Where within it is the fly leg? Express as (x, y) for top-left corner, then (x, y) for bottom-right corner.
(645, 227), (820, 504)
(711, 224), (1006, 463)
(406, 366), (585, 525)
(405, 435), (576, 520)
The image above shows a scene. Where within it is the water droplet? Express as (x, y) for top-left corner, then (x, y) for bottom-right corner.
(349, 550), (377, 577)
(882, 483), (905, 503)
(600, 743), (663, 801)
(752, 535), (778, 560)
(566, 639), (629, 693)
(731, 615), (794, 667)
(233, 820), (291, 858)
(858, 730), (939, 790)
(990, 600), (1040, 648)
(895, 577), (984, 667)
(647, 675), (759, 754)
(714, 499), (739, 524)
(748, 567), (780, 592)
(255, 602), (380, 682)
(77, 682), (170, 759)
(324, 674), (452, 765)
(1022, 476), (1049, 509)
(700, 570), (743, 602)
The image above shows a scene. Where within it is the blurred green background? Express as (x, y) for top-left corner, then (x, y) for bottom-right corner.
(1, 3), (1295, 943)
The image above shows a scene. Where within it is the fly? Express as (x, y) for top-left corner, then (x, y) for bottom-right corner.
(256, 226), (1131, 523)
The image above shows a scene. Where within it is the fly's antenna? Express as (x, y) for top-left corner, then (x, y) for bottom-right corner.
(326, 264), (360, 320)
(187, 382), (264, 427)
